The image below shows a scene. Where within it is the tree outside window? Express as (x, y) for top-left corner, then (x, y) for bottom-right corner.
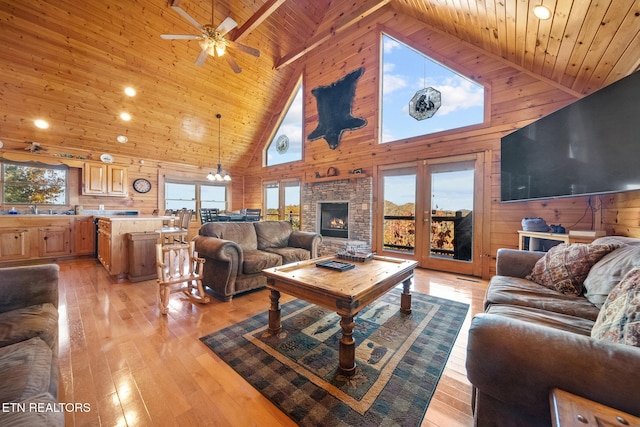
(2, 162), (67, 205)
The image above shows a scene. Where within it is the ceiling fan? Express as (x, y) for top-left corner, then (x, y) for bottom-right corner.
(161, 0), (260, 73)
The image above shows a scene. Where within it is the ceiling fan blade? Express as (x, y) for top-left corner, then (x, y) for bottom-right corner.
(160, 34), (200, 40)
(195, 48), (209, 66)
(171, 3), (202, 30)
(216, 16), (238, 36)
(227, 39), (260, 57)
(225, 53), (242, 73)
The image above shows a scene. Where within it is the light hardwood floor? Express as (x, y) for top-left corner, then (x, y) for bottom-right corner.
(56, 257), (488, 426)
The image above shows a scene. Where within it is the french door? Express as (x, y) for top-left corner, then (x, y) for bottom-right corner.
(264, 180), (301, 228)
(420, 156), (483, 276)
(377, 154), (484, 276)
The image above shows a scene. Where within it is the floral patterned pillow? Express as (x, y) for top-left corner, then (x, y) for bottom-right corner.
(526, 243), (620, 295)
(591, 268), (640, 347)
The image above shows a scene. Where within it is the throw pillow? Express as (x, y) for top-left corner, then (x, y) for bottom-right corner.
(591, 268), (640, 347)
(583, 245), (640, 308)
(526, 243), (620, 295)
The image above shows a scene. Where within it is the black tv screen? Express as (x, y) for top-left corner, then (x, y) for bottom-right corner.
(501, 70), (640, 202)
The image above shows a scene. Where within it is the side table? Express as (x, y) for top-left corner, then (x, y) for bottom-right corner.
(550, 388), (640, 427)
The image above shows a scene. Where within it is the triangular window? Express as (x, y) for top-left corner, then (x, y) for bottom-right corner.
(380, 34), (485, 143)
(265, 79), (303, 166)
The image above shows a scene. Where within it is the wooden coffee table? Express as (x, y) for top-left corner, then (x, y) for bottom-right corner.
(262, 255), (418, 377)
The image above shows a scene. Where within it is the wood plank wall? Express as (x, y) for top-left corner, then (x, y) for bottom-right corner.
(240, 6), (640, 277)
(1, 6), (637, 277)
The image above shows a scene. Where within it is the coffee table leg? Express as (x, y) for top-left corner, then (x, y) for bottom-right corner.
(400, 277), (412, 315)
(339, 315), (356, 377)
(267, 289), (281, 336)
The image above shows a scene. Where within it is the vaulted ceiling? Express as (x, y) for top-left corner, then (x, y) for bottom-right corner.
(1, 0), (638, 171)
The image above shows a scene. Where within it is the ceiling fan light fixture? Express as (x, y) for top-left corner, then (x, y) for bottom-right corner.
(533, 5), (551, 20)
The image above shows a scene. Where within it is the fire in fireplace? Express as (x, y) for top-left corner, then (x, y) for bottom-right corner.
(319, 202), (349, 238)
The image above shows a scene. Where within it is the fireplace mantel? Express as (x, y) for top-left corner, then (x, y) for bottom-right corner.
(304, 172), (367, 184)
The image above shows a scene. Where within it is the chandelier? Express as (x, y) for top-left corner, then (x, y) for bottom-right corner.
(207, 113), (231, 181)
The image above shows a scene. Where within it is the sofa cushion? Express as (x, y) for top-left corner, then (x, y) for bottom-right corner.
(0, 337), (52, 403)
(0, 392), (64, 427)
(591, 268), (640, 347)
(486, 304), (593, 336)
(0, 303), (58, 349)
(583, 245), (640, 308)
(526, 243), (620, 295)
(254, 221), (292, 250)
(199, 222), (258, 252)
(264, 247), (311, 264)
(242, 250), (282, 275)
(485, 276), (601, 321)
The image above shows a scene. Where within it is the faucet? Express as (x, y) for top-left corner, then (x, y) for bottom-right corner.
(29, 205), (38, 215)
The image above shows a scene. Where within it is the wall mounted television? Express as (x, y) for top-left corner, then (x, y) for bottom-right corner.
(501, 70), (640, 203)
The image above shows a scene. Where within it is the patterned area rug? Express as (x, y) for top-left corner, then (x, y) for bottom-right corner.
(200, 289), (469, 426)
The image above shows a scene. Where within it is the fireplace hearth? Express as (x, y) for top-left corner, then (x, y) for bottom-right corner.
(319, 202), (349, 238)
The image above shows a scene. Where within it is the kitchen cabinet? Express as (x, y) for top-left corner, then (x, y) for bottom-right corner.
(74, 216), (96, 255)
(0, 228), (30, 261)
(38, 226), (71, 257)
(83, 162), (128, 196)
(0, 215), (95, 265)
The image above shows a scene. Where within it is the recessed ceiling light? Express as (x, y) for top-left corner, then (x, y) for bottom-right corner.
(120, 112), (131, 121)
(116, 135), (128, 143)
(533, 5), (551, 20)
(124, 87), (136, 97)
(34, 119), (50, 129)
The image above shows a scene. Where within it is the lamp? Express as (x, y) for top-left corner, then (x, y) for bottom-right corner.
(533, 5), (551, 20)
(207, 113), (231, 182)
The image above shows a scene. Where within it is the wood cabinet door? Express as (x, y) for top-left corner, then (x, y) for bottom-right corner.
(38, 226), (71, 257)
(107, 165), (128, 195)
(83, 162), (107, 194)
(73, 217), (96, 255)
(0, 228), (30, 260)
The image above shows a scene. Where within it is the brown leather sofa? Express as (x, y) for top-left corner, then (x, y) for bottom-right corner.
(466, 236), (640, 426)
(0, 264), (63, 427)
(193, 221), (322, 301)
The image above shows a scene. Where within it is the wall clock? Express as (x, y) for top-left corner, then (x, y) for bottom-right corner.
(132, 178), (152, 194)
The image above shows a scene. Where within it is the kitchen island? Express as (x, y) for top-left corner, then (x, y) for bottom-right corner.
(95, 215), (170, 280)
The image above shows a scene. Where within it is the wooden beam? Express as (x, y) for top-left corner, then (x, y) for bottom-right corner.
(233, 0), (287, 42)
(274, 0), (392, 70)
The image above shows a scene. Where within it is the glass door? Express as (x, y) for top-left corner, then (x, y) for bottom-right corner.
(264, 180), (301, 229)
(379, 166), (418, 256)
(420, 156), (482, 275)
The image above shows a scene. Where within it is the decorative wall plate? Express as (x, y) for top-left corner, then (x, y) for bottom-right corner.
(100, 153), (114, 163)
(132, 178), (152, 193)
(276, 135), (289, 154)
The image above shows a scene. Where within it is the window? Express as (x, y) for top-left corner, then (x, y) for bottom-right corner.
(265, 79), (303, 166)
(1, 161), (68, 205)
(165, 181), (227, 212)
(380, 34), (485, 143)
(263, 180), (301, 229)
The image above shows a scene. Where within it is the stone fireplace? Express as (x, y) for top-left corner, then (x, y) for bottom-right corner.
(301, 176), (372, 256)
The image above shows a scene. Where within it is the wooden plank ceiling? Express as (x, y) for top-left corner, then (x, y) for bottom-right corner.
(0, 0), (638, 171)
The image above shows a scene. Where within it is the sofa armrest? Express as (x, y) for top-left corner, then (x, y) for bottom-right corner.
(466, 313), (640, 420)
(495, 248), (545, 278)
(289, 231), (322, 258)
(193, 235), (241, 264)
(0, 264), (59, 313)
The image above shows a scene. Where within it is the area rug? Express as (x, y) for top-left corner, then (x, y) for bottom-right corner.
(200, 289), (469, 426)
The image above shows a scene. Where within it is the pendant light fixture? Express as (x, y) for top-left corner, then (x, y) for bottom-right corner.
(207, 113), (231, 181)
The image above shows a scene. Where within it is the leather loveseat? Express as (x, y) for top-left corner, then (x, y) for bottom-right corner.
(0, 264), (63, 426)
(466, 236), (640, 426)
(193, 221), (322, 301)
